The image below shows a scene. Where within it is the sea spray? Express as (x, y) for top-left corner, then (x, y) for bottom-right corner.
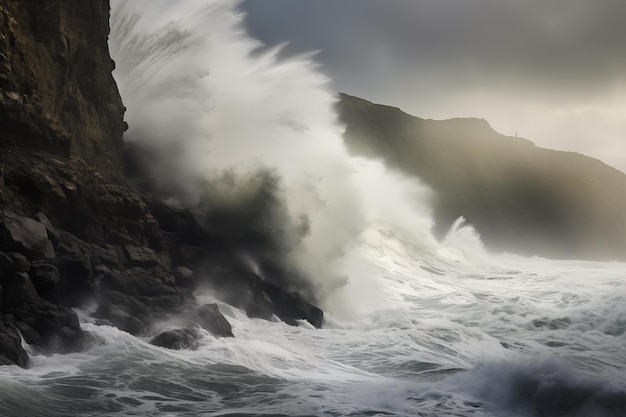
(109, 0), (438, 315)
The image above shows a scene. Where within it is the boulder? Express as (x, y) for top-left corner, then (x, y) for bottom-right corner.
(244, 290), (275, 321)
(206, 267), (323, 328)
(29, 263), (60, 298)
(0, 251), (16, 276)
(150, 328), (202, 350)
(1, 211), (55, 259)
(0, 319), (29, 368)
(91, 244), (124, 269)
(174, 266), (196, 288)
(94, 265), (194, 335)
(94, 290), (151, 335)
(2, 272), (84, 353)
(124, 245), (161, 268)
(193, 304), (234, 338)
(8, 252), (31, 273)
(99, 267), (188, 304)
(262, 281), (324, 328)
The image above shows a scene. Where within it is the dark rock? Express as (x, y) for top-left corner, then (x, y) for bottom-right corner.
(29, 263), (60, 298)
(94, 290), (151, 335)
(206, 267), (323, 327)
(53, 230), (88, 257)
(0, 319), (29, 368)
(100, 267), (183, 300)
(8, 252), (30, 273)
(0, 251), (16, 276)
(2, 272), (84, 353)
(93, 264), (111, 279)
(262, 282), (324, 328)
(150, 328), (202, 350)
(35, 213), (58, 236)
(193, 304), (234, 338)
(56, 253), (94, 306)
(94, 266), (193, 335)
(179, 245), (209, 267)
(245, 290), (274, 321)
(91, 245), (124, 269)
(1, 211), (55, 259)
(124, 245), (160, 268)
(149, 200), (210, 246)
(174, 266), (196, 288)
(94, 303), (146, 335)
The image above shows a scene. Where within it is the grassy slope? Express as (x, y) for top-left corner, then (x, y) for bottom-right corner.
(337, 93), (626, 261)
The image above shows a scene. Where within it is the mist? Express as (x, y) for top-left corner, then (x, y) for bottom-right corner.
(109, 0), (439, 312)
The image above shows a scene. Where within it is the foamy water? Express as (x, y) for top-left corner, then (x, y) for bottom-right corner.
(1, 1), (624, 416)
(1, 232), (625, 416)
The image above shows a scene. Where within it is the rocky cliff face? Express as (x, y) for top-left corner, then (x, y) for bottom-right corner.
(338, 93), (626, 261)
(0, 1), (322, 367)
(0, 0), (125, 175)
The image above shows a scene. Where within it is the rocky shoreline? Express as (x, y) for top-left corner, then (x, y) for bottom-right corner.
(0, 1), (322, 367)
(0, 156), (323, 367)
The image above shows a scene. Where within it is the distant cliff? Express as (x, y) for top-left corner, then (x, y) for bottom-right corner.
(338, 93), (626, 261)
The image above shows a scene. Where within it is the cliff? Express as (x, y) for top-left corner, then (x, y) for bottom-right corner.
(0, 0), (125, 176)
(0, 1), (321, 367)
(338, 93), (626, 261)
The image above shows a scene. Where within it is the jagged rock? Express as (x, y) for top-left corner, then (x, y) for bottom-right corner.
(207, 268), (323, 328)
(2, 272), (84, 353)
(0, 251), (16, 275)
(245, 289), (275, 321)
(174, 266), (195, 287)
(93, 318), (114, 327)
(150, 328), (202, 350)
(0, 319), (29, 368)
(1, 211), (55, 259)
(94, 303), (145, 335)
(29, 262), (60, 298)
(100, 267), (183, 301)
(8, 252), (30, 273)
(124, 245), (160, 268)
(91, 244), (124, 269)
(193, 304), (234, 338)
(262, 282), (324, 328)
(95, 266), (193, 335)
(94, 290), (151, 335)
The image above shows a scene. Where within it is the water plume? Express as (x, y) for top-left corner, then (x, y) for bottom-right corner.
(109, 0), (437, 312)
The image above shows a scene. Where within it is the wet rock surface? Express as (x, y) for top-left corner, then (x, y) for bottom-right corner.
(150, 328), (203, 351)
(192, 304), (234, 338)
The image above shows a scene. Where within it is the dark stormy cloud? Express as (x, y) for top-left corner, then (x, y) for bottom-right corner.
(241, 0), (626, 172)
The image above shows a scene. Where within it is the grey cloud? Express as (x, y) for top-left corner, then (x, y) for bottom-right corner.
(241, 0), (626, 104)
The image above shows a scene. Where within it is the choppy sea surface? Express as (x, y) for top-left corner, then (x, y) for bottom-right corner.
(1, 227), (625, 416)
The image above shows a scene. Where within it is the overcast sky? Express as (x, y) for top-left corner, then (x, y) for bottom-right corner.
(241, 0), (626, 173)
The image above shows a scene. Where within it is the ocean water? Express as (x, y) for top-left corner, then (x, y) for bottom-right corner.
(1, 233), (625, 416)
(1, 1), (625, 416)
